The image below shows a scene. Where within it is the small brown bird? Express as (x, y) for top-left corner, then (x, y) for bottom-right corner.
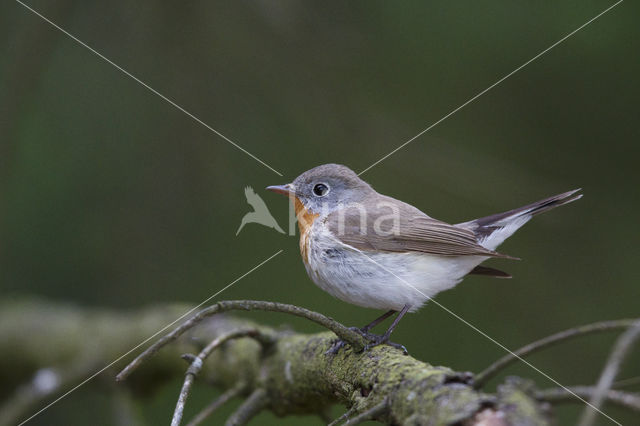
(268, 164), (581, 351)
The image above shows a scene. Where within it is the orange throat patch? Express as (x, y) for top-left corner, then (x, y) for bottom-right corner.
(293, 197), (319, 263)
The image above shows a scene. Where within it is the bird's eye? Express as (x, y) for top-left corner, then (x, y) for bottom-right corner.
(313, 183), (329, 197)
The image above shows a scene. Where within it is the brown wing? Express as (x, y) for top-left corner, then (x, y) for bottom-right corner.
(325, 196), (512, 258)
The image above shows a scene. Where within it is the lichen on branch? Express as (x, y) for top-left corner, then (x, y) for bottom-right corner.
(2, 299), (638, 425)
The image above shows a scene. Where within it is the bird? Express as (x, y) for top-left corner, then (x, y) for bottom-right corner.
(266, 163), (581, 352)
(236, 186), (285, 235)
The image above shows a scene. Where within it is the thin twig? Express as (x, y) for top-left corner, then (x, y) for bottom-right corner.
(171, 329), (268, 426)
(327, 405), (358, 426)
(578, 320), (640, 426)
(613, 376), (640, 389)
(200, 328), (273, 361)
(184, 384), (245, 426)
(171, 359), (198, 426)
(474, 319), (638, 388)
(537, 386), (640, 412)
(117, 300), (367, 381)
(344, 398), (388, 425)
(317, 407), (334, 424)
(224, 388), (268, 426)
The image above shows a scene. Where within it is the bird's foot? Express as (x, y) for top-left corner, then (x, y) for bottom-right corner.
(362, 333), (408, 354)
(325, 327), (408, 355)
(324, 327), (364, 355)
(353, 327), (407, 354)
(325, 339), (349, 355)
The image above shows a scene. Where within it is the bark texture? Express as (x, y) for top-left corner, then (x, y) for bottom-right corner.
(0, 299), (552, 425)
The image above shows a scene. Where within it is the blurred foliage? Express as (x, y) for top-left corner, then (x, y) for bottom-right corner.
(1, 1), (638, 425)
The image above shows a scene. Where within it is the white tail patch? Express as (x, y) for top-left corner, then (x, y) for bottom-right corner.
(477, 215), (531, 251)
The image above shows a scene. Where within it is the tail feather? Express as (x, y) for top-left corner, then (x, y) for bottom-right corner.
(472, 189), (582, 228)
(468, 265), (512, 279)
(458, 189), (582, 250)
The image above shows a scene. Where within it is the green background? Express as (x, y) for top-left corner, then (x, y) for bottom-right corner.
(1, 1), (638, 424)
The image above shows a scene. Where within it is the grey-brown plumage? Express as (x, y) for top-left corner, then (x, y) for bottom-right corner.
(326, 196), (513, 259)
(302, 165), (581, 263)
(267, 163), (582, 351)
(457, 189), (583, 240)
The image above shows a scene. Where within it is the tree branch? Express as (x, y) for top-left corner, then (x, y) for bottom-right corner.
(474, 319), (639, 388)
(171, 329), (272, 426)
(6, 299), (637, 425)
(537, 386), (640, 412)
(224, 388), (268, 426)
(342, 397), (388, 425)
(117, 300), (367, 381)
(327, 405), (358, 426)
(184, 384), (244, 426)
(578, 320), (640, 426)
(613, 375), (640, 389)
(114, 301), (548, 425)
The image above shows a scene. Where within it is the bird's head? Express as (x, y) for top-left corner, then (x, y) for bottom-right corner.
(266, 163), (374, 214)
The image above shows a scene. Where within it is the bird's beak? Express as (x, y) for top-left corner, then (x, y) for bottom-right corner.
(266, 184), (294, 197)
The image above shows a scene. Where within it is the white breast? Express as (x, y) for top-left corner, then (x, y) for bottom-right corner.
(304, 220), (486, 312)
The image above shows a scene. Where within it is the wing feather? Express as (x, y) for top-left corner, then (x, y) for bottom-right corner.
(326, 197), (511, 258)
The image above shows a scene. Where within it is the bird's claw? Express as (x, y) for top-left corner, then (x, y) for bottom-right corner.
(326, 327), (408, 355)
(363, 337), (408, 355)
(325, 339), (348, 355)
(324, 328), (362, 355)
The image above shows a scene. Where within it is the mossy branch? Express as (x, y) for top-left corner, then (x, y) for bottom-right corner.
(2, 299), (638, 425)
(116, 300), (367, 382)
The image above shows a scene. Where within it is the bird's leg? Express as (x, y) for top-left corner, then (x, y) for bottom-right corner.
(364, 304), (411, 353)
(345, 309), (397, 342)
(360, 309), (397, 333)
(325, 307), (410, 356)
